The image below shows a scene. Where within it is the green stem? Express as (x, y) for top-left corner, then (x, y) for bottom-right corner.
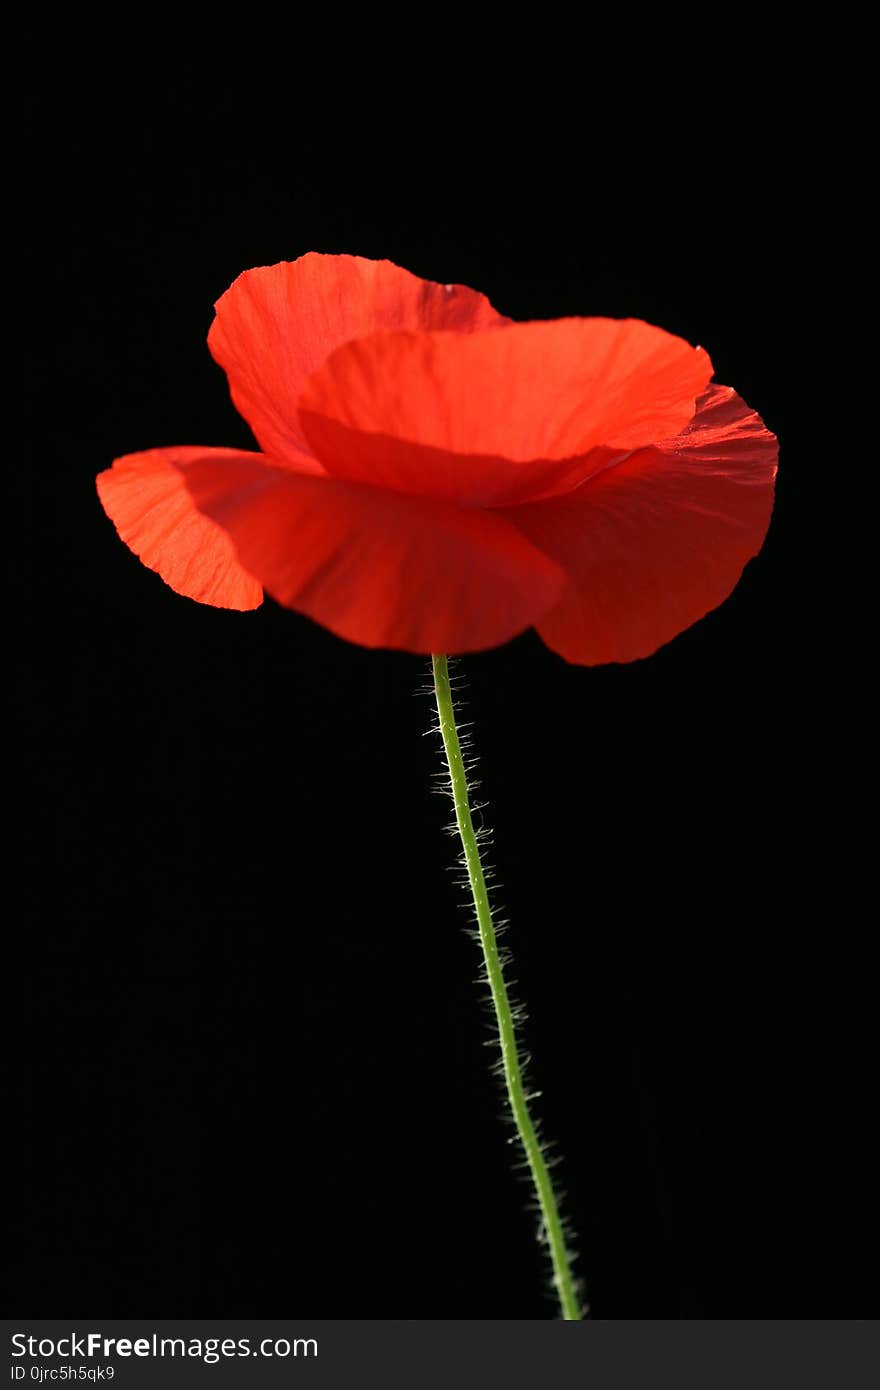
(431, 654), (582, 1320)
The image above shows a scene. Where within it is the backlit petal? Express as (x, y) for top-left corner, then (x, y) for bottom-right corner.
(297, 318), (712, 505)
(208, 253), (510, 468)
(96, 448), (264, 610)
(174, 455), (565, 653)
(502, 386), (778, 664)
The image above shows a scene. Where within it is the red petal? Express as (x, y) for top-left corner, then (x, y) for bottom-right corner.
(174, 454), (565, 653)
(96, 448), (264, 610)
(208, 254), (509, 469)
(502, 386), (778, 664)
(297, 318), (712, 505)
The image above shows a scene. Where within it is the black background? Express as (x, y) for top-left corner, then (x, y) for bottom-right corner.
(13, 13), (868, 1318)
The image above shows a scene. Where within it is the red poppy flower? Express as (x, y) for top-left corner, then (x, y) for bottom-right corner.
(97, 254), (777, 662)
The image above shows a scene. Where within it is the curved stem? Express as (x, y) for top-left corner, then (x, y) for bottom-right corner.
(431, 654), (582, 1320)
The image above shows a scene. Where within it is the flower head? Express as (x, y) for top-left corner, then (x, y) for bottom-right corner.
(97, 254), (777, 662)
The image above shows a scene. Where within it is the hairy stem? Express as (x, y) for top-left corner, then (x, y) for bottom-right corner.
(431, 654), (582, 1320)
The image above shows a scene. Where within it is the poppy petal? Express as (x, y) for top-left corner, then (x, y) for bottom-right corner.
(502, 386), (778, 664)
(297, 317), (712, 505)
(174, 454), (565, 653)
(208, 253), (510, 468)
(96, 448), (264, 610)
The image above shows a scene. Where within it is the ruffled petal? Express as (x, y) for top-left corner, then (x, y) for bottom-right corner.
(174, 454), (565, 653)
(208, 254), (510, 468)
(502, 386), (778, 664)
(296, 317), (712, 505)
(96, 448), (264, 610)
